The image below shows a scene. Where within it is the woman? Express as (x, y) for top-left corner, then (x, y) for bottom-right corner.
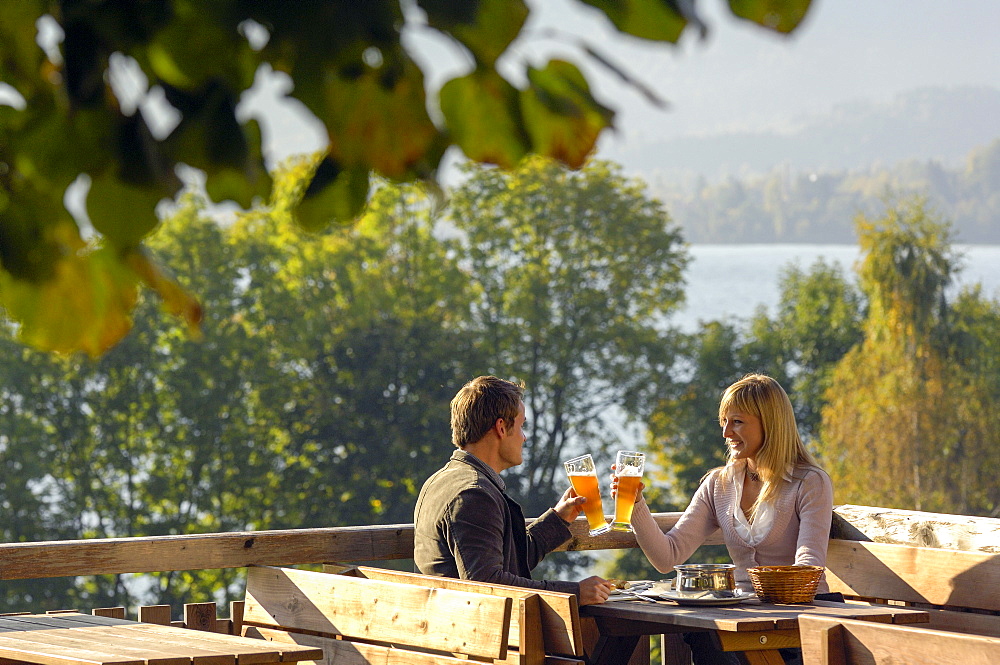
(618, 374), (834, 665)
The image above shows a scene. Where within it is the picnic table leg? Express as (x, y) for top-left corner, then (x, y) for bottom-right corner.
(587, 633), (643, 665)
(741, 649), (787, 665)
(582, 617), (643, 665)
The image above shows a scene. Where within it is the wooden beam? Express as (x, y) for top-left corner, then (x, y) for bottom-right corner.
(0, 507), (995, 581)
(832, 505), (1000, 552)
(348, 565), (583, 658)
(0, 523), (417, 580)
(0, 513), (709, 581)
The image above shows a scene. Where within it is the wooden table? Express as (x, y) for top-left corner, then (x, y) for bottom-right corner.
(582, 598), (930, 665)
(0, 613), (324, 665)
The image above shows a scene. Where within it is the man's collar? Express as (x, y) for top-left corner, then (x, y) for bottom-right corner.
(452, 449), (506, 492)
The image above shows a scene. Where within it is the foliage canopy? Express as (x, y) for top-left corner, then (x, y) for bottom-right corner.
(0, 0), (812, 355)
(0, 156), (689, 609)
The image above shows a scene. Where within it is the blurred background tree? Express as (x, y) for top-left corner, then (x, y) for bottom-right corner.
(819, 199), (1000, 515)
(449, 157), (688, 516)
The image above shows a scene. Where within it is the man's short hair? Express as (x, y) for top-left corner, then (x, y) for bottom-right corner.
(450, 376), (524, 448)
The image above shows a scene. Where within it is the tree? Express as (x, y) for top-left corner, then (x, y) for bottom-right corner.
(448, 157), (687, 515)
(757, 259), (864, 438)
(0, 194), (293, 611)
(227, 175), (486, 529)
(0, 0), (814, 356)
(819, 198), (1000, 515)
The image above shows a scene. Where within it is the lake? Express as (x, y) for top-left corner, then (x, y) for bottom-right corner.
(671, 244), (1000, 332)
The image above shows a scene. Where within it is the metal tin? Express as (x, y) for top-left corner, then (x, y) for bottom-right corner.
(673, 563), (737, 598)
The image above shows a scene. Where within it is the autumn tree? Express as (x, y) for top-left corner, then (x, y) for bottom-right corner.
(819, 198), (1000, 514)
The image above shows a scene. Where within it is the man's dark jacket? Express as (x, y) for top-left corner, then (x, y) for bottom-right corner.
(413, 450), (579, 595)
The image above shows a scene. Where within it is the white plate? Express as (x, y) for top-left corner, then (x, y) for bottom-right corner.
(654, 589), (753, 606)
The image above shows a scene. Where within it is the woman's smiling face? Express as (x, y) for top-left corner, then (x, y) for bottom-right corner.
(721, 409), (764, 461)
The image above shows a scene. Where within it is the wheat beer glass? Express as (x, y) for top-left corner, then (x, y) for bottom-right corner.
(563, 454), (611, 536)
(611, 451), (645, 532)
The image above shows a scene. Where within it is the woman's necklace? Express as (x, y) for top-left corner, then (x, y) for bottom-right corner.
(747, 468), (761, 483)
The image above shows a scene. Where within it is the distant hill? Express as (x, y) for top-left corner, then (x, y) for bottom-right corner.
(644, 138), (1000, 245)
(611, 86), (1000, 181)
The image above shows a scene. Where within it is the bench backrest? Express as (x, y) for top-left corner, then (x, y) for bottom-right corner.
(825, 540), (1000, 612)
(243, 566), (512, 664)
(335, 565), (584, 662)
(799, 614), (1000, 665)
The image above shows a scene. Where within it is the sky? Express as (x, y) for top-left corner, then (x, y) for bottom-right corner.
(240, 0), (1000, 173)
(515, 0), (1000, 147)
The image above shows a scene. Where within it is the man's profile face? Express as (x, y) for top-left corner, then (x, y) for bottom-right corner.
(497, 401), (527, 470)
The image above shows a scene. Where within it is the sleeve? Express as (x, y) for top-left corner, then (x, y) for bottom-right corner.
(525, 509), (573, 568)
(450, 487), (579, 595)
(631, 474), (722, 575)
(792, 467), (834, 567)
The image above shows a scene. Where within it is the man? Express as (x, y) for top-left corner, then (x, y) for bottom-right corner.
(414, 375), (613, 605)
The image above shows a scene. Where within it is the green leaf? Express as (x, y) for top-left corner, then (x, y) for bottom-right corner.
(87, 171), (166, 248)
(440, 69), (528, 168)
(202, 118), (273, 208)
(295, 159), (371, 231)
(577, 0), (689, 42)
(162, 81), (247, 170)
(9, 104), (116, 194)
(321, 50), (440, 180)
(114, 112), (182, 190)
(0, 243), (139, 357)
(519, 60), (614, 169)
(0, 3), (48, 95)
(419, 0), (528, 66)
(727, 0), (813, 33)
(0, 183), (69, 283)
(141, 8), (255, 92)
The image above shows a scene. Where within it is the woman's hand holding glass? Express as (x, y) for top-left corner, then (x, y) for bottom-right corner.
(610, 451), (645, 532)
(609, 465), (646, 502)
(611, 464), (646, 503)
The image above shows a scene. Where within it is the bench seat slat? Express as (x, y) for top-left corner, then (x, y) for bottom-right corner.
(243, 566), (511, 661)
(344, 566), (583, 659)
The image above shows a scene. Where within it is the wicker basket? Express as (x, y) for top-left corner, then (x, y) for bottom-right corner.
(747, 565), (824, 603)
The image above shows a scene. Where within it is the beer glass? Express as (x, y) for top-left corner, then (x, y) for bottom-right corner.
(611, 450), (645, 532)
(563, 454), (611, 536)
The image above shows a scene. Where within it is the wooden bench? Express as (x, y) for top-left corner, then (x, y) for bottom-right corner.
(241, 565), (513, 665)
(327, 565), (586, 665)
(798, 614), (1000, 664)
(825, 539), (1000, 637)
(328, 566), (652, 665)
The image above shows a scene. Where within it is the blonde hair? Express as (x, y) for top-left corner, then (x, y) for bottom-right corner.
(717, 374), (819, 511)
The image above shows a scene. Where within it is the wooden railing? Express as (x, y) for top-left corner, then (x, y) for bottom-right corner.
(0, 515), (695, 581)
(1, 505), (997, 582)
